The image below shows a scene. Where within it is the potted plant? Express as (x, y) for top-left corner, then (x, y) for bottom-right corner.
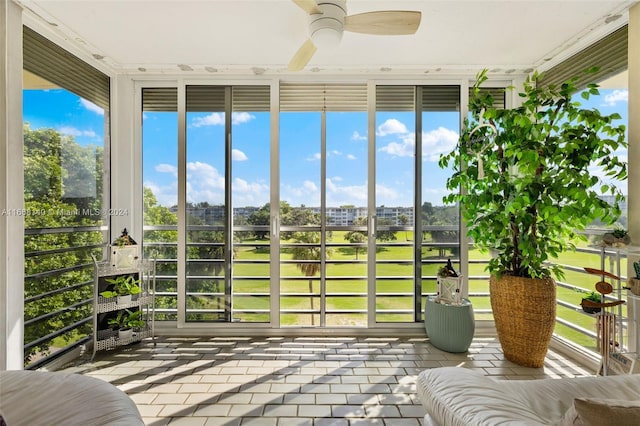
(100, 274), (141, 306)
(111, 228), (139, 269)
(602, 225), (631, 247)
(580, 291), (602, 314)
(107, 309), (145, 341)
(435, 259), (463, 304)
(439, 69), (627, 367)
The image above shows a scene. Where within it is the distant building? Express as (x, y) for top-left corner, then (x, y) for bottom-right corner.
(179, 205), (415, 226)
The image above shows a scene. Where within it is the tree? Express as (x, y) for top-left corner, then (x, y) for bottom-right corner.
(142, 187), (178, 320)
(375, 217), (397, 242)
(247, 203), (270, 240)
(344, 231), (367, 260)
(23, 124), (104, 364)
(398, 214), (409, 241)
(185, 202), (232, 321)
(290, 231), (334, 325)
(343, 216), (368, 260)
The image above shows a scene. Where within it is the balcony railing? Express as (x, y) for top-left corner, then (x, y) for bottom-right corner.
(24, 225), (106, 368)
(25, 224), (630, 366)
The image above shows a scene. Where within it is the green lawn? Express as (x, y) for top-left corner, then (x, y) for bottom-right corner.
(179, 233), (626, 353)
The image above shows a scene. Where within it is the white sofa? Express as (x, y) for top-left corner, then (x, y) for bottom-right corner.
(0, 370), (144, 426)
(416, 367), (640, 425)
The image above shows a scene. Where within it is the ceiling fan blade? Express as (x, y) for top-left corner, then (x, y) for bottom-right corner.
(292, 0), (321, 15)
(288, 39), (317, 71)
(344, 11), (421, 35)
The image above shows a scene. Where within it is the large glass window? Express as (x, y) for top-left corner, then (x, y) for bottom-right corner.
(143, 85), (270, 323)
(279, 84), (369, 327)
(142, 82), (464, 328)
(279, 111), (322, 326)
(185, 86), (228, 322)
(553, 74), (629, 354)
(142, 87), (179, 321)
(325, 112), (368, 326)
(420, 86), (461, 319)
(375, 86), (416, 323)
(231, 87), (272, 323)
(23, 27), (109, 366)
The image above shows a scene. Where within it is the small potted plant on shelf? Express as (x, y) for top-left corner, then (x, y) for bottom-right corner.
(100, 274), (141, 306)
(108, 309), (145, 341)
(602, 225), (631, 248)
(580, 290), (602, 314)
(111, 228), (139, 269)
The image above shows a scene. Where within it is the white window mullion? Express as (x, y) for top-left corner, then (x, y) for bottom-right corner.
(270, 80), (281, 328)
(177, 80), (187, 327)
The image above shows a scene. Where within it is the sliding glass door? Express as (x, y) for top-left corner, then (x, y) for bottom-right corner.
(142, 82), (462, 327)
(279, 84), (369, 327)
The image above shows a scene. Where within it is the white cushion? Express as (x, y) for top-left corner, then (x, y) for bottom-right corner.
(0, 370), (144, 426)
(416, 367), (640, 426)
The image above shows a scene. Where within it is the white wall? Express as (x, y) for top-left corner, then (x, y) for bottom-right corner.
(110, 75), (141, 242)
(0, 0), (25, 371)
(626, 3), (640, 352)
(629, 4), (640, 262)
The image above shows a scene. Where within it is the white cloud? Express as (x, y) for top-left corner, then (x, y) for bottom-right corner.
(232, 177), (269, 205)
(281, 180), (320, 206)
(377, 119), (408, 136)
(144, 180), (177, 207)
(422, 127), (459, 161)
(155, 163), (177, 175)
(232, 112), (255, 125)
(602, 90), (628, 107)
(79, 99), (104, 115)
(186, 181), (224, 205)
(190, 112), (256, 127)
(379, 135), (415, 157)
(58, 126), (98, 139)
(375, 183), (399, 203)
(147, 160), (271, 206)
(186, 162), (226, 204)
(346, 154), (357, 160)
(378, 127), (459, 161)
(304, 180), (318, 192)
(307, 151), (349, 160)
(232, 149), (248, 161)
(191, 113), (225, 127)
(326, 178), (367, 205)
(187, 161), (225, 186)
(351, 131), (367, 141)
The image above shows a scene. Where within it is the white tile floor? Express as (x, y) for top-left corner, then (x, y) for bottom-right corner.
(61, 336), (593, 425)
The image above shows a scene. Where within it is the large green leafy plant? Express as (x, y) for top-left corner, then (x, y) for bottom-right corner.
(440, 69), (627, 279)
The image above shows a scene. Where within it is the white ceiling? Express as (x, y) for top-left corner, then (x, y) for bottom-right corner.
(16, 0), (637, 77)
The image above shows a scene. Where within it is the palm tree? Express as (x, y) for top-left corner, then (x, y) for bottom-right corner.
(344, 230), (366, 260)
(398, 214), (409, 241)
(291, 231), (322, 325)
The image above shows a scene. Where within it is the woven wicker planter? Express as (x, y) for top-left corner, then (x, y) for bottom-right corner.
(490, 275), (556, 368)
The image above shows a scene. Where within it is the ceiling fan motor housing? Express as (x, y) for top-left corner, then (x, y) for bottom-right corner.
(309, 0), (346, 48)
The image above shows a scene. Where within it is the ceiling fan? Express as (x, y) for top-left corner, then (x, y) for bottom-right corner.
(288, 0), (421, 71)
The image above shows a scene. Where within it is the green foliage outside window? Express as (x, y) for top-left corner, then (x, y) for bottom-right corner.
(24, 124), (104, 365)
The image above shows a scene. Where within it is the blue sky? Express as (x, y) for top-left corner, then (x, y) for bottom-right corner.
(23, 86), (629, 209)
(23, 89), (105, 146)
(143, 108), (460, 208)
